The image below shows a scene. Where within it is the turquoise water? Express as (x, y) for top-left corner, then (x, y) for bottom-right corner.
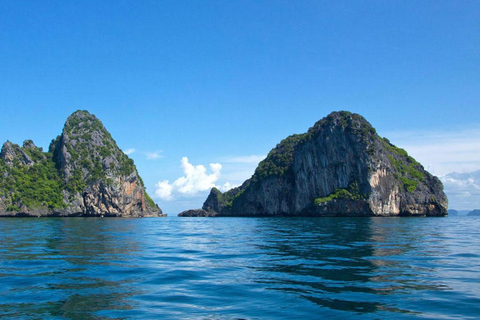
(0, 216), (479, 319)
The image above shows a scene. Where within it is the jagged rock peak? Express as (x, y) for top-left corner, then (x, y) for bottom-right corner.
(51, 110), (161, 216)
(0, 110), (163, 217)
(182, 110), (448, 218)
(52, 110), (128, 182)
(0, 140), (37, 167)
(23, 139), (38, 150)
(62, 110), (111, 140)
(250, 111), (378, 184)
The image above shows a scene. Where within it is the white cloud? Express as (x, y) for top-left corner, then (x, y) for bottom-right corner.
(124, 148), (136, 155)
(219, 154), (265, 188)
(145, 151), (163, 160)
(121, 148), (164, 160)
(220, 182), (238, 192)
(173, 157), (221, 195)
(440, 171), (480, 210)
(154, 157), (226, 200)
(154, 180), (173, 201)
(154, 155), (264, 201)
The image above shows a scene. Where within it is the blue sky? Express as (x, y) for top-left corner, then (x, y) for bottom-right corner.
(1, 1), (479, 213)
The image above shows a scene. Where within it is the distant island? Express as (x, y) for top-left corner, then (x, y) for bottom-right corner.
(0, 110), (163, 217)
(180, 111), (448, 217)
(447, 209), (472, 216)
(467, 209), (480, 216)
(448, 209), (459, 216)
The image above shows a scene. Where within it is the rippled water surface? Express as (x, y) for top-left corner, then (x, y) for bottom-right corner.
(0, 216), (479, 319)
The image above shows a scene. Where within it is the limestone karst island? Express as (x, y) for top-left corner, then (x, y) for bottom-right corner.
(180, 111), (448, 217)
(0, 110), (448, 218)
(0, 110), (163, 217)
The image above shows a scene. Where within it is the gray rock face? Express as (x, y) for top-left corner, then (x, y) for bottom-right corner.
(0, 141), (35, 167)
(0, 110), (163, 217)
(189, 111), (448, 217)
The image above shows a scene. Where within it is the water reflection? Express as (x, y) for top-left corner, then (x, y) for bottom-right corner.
(0, 218), (141, 319)
(249, 217), (454, 316)
(0, 217), (479, 319)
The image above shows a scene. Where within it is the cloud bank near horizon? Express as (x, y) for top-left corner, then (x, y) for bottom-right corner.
(440, 171), (480, 211)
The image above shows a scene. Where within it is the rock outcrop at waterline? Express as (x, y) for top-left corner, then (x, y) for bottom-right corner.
(0, 110), (163, 217)
(179, 111), (448, 217)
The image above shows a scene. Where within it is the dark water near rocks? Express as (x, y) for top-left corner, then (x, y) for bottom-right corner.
(0, 216), (479, 319)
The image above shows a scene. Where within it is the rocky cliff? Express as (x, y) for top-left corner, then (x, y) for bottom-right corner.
(180, 111), (448, 217)
(0, 110), (163, 217)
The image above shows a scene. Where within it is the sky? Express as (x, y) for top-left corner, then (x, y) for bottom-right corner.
(0, 1), (479, 213)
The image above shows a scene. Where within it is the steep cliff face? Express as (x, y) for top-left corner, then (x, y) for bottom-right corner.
(0, 110), (162, 217)
(183, 111), (447, 217)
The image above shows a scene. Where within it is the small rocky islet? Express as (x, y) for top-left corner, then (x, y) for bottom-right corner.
(179, 111), (448, 217)
(0, 110), (163, 217)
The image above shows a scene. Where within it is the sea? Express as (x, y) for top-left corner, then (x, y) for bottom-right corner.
(0, 216), (479, 319)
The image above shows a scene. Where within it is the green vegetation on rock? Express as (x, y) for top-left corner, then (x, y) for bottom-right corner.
(253, 133), (310, 182)
(335, 111), (377, 137)
(0, 151), (66, 210)
(314, 181), (365, 205)
(145, 191), (156, 209)
(0, 110), (161, 216)
(382, 138), (425, 192)
(119, 155), (136, 176)
(223, 187), (244, 210)
(56, 110), (139, 189)
(193, 111), (447, 217)
(213, 187), (234, 209)
(252, 111), (378, 183)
